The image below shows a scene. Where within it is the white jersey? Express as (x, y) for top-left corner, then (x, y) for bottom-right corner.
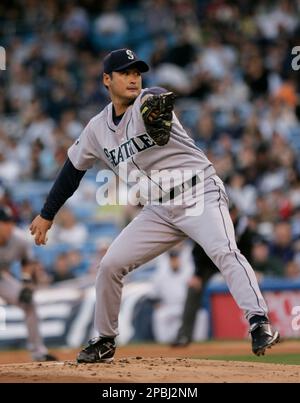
(68, 88), (216, 192)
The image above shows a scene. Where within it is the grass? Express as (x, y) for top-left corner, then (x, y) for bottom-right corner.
(202, 353), (300, 365)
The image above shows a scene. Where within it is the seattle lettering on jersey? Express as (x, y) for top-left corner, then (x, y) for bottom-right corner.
(104, 133), (156, 167)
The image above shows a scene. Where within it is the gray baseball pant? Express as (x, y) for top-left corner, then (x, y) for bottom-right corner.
(95, 174), (268, 337)
(0, 271), (47, 357)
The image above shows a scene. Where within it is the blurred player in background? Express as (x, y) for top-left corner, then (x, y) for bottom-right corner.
(0, 206), (56, 361)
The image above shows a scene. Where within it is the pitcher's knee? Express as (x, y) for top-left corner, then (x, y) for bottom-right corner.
(210, 247), (239, 269)
(97, 253), (128, 282)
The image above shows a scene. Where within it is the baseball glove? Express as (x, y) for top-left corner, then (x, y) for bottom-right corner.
(140, 92), (176, 146)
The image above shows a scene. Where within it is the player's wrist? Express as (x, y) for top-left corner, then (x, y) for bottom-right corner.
(40, 210), (55, 222)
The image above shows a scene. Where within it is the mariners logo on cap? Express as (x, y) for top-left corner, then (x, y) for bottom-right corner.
(126, 50), (134, 60)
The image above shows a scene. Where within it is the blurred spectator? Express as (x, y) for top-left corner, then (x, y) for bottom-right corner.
(49, 207), (88, 246)
(285, 260), (300, 279)
(51, 252), (75, 283)
(255, 0), (298, 40)
(18, 199), (37, 225)
(62, 3), (90, 44)
(21, 258), (52, 287)
(269, 221), (295, 265)
(67, 249), (89, 277)
(227, 172), (257, 216)
(0, 186), (19, 220)
(23, 100), (55, 149)
(0, 150), (22, 183)
(291, 207), (300, 240)
(143, 0), (175, 36)
(251, 238), (284, 279)
(59, 109), (84, 140)
(199, 35), (237, 79)
(152, 63), (190, 95)
(26, 139), (44, 180)
(93, 4), (128, 50)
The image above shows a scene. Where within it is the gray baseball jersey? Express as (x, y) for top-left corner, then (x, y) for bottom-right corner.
(0, 227), (33, 271)
(68, 88), (216, 199)
(68, 87), (268, 338)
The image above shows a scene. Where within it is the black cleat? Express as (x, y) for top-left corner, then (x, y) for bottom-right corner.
(33, 353), (57, 362)
(250, 321), (280, 356)
(170, 335), (191, 347)
(77, 337), (116, 363)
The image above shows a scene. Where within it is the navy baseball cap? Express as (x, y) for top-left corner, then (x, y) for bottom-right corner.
(103, 49), (149, 74)
(0, 206), (14, 222)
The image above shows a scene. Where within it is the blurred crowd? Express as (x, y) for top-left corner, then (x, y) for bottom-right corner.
(1, 0), (300, 283)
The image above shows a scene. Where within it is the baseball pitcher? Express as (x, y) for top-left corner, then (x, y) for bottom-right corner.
(30, 49), (279, 363)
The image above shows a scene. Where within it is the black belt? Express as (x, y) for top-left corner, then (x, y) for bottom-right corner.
(157, 174), (200, 203)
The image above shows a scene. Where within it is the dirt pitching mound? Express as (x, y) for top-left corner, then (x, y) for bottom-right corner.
(0, 357), (299, 383)
(0, 341), (299, 383)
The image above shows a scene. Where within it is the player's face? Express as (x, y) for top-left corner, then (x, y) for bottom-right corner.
(104, 68), (142, 105)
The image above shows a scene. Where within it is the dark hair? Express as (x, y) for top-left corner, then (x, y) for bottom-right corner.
(103, 72), (113, 90)
(0, 205), (14, 222)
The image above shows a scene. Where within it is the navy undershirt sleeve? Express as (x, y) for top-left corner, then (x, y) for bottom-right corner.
(40, 158), (86, 221)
